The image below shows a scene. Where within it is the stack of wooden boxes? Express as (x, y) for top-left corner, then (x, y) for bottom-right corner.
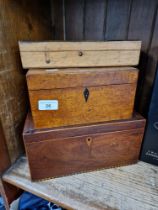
(19, 41), (146, 181)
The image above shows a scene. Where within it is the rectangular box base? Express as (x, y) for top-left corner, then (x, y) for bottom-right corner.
(23, 113), (146, 180)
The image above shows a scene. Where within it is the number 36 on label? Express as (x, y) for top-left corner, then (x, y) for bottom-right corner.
(38, 100), (58, 110)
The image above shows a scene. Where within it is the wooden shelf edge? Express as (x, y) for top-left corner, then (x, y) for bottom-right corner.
(2, 156), (158, 210)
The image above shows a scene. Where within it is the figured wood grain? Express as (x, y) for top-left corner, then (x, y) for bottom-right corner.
(19, 41), (141, 68)
(3, 156), (158, 210)
(27, 67), (138, 90)
(25, 128), (144, 180)
(23, 113), (145, 180)
(29, 83), (137, 129)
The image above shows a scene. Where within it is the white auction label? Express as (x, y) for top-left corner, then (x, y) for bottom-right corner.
(38, 100), (58, 110)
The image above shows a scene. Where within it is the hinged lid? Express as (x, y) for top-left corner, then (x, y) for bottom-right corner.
(19, 41), (141, 68)
(23, 113), (146, 143)
(26, 67), (138, 90)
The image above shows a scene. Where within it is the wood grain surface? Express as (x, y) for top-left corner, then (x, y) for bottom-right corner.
(29, 84), (137, 129)
(128, 0), (157, 51)
(19, 41), (141, 68)
(0, 121), (10, 174)
(23, 112), (146, 143)
(105, 0), (131, 40)
(27, 67), (138, 129)
(0, 180), (22, 210)
(25, 129), (144, 180)
(0, 0), (52, 162)
(23, 113), (145, 180)
(51, 0), (158, 117)
(84, 0), (106, 40)
(27, 67), (138, 90)
(65, 0), (84, 40)
(3, 156), (158, 210)
(19, 41), (141, 51)
(127, 0), (158, 114)
(51, 0), (65, 40)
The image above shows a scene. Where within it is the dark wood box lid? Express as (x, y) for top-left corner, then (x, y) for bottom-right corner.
(23, 112), (146, 143)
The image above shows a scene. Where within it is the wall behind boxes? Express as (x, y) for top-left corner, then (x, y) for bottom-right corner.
(0, 0), (52, 163)
(51, 0), (158, 115)
(0, 0), (158, 164)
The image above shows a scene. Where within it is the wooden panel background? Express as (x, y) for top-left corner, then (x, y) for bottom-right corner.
(0, 0), (52, 163)
(0, 0), (158, 164)
(51, 0), (158, 116)
(0, 121), (10, 174)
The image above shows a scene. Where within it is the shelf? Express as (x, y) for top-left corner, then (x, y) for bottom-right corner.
(2, 156), (158, 210)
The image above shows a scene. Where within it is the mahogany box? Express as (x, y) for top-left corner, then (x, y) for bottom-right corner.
(23, 113), (146, 181)
(26, 67), (138, 129)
